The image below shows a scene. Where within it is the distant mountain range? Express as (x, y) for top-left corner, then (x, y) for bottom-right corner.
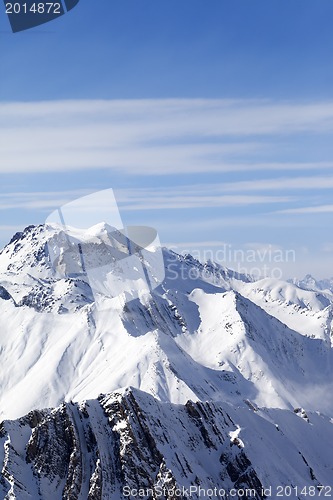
(289, 274), (333, 296)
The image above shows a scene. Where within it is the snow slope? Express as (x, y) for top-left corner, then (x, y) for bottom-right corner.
(0, 224), (332, 421)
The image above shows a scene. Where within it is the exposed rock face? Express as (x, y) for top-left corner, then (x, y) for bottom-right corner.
(0, 285), (12, 302)
(1, 389), (332, 499)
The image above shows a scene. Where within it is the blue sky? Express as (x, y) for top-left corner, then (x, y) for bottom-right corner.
(1, 0), (333, 278)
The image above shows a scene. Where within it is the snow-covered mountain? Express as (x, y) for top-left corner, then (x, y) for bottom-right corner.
(0, 223), (332, 418)
(290, 274), (333, 297)
(1, 388), (332, 499)
(0, 224), (332, 497)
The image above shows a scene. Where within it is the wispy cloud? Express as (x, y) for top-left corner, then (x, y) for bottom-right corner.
(0, 190), (91, 211)
(118, 195), (293, 211)
(276, 205), (333, 214)
(222, 176), (333, 192)
(2, 98), (333, 174)
(0, 188), (293, 212)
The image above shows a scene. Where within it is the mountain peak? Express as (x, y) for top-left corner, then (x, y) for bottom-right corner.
(291, 273), (333, 296)
(85, 221), (118, 236)
(0, 224), (332, 420)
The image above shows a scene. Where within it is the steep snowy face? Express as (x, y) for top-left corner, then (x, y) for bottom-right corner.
(237, 278), (333, 342)
(0, 225), (332, 420)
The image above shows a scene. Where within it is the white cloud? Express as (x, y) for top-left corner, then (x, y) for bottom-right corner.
(2, 98), (333, 174)
(222, 175), (333, 192)
(276, 205), (333, 214)
(118, 194), (293, 211)
(0, 190), (91, 211)
(0, 187), (294, 212)
(114, 185), (295, 210)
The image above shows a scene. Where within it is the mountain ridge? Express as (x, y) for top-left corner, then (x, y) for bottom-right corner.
(0, 224), (332, 497)
(0, 224), (332, 420)
(1, 387), (332, 499)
